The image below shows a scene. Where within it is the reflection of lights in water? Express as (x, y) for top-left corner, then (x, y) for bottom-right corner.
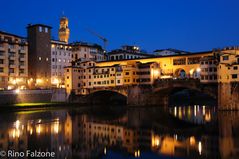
(53, 121), (59, 134)
(152, 135), (160, 147)
(197, 105), (200, 112)
(30, 128), (33, 135)
(104, 147), (107, 155)
(198, 141), (202, 155)
(15, 120), (20, 129)
(205, 112), (211, 122)
(134, 150), (140, 158)
(194, 105), (197, 116)
(59, 146), (61, 151)
(189, 136), (196, 145)
(174, 134), (178, 140)
(188, 107), (191, 116)
(36, 124), (41, 134)
(174, 107), (177, 116)
(16, 129), (20, 138)
(202, 106), (206, 115)
(178, 107), (182, 119)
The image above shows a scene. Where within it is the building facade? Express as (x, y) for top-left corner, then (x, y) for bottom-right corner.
(108, 45), (152, 61)
(64, 60), (160, 95)
(71, 42), (105, 62)
(0, 31), (28, 90)
(27, 24), (52, 88)
(58, 16), (70, 43)
(154, 49), (190, 56)
(51, 40), (72, 87)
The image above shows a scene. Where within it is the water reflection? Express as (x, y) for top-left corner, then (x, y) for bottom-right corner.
(0, 106), (238, 159)
(169, 105), (217, 124)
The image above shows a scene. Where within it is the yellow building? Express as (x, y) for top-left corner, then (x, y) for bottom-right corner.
(218, 49), (239, 83)
(0, 31), (28, 90)
(64, 60), (161, 95)
(65, 52), (213, 95)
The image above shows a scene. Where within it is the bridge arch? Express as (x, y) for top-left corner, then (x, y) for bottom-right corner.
(86, 90), (127, 105)
(174, 68), (187, 78)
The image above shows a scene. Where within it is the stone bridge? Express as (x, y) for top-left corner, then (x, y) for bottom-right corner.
(86, 79), (218, 107)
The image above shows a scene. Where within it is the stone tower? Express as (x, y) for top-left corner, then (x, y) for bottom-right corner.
(58, 16), (70, 43)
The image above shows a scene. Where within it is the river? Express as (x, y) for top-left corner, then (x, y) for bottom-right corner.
(0, 105), (238, 159)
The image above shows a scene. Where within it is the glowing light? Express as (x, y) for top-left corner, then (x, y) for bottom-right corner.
(202, 106), (206, 116)
(36, 124), (41, 134)
(198, 141), (202, 155)
(53, 121), (59, 134)
(205, 112), (211, 122)
(36, 79), (43, 85)
(161, 75), (172, 79)
(104, 147), (107, 155)
(152, 136), (160, 147)
(196, 68), (201, 72)
(189, 69), (194, 75)
(52, 78), (60, 85)
(174, 107), (177, 116)
(15, 120), (20, 129)
(30, 128), (33, 135)
(134, 150), (140, 158)
(189, 136), (196, 145)
(15, 89), (20, 94)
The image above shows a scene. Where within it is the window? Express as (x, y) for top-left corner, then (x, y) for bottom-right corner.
(0, 59), (3, 64)
(45, 27), (48, 33)
(232, 74), (238, 79)
(125, 72), (129, 75)
(39, 26), (42, 32)
(233, 66), (238, 70)
(0, 67), (3, 73)
(223, 56), (229, 61)
(9, 68), (14, 73)
(117, 80), (120, 83)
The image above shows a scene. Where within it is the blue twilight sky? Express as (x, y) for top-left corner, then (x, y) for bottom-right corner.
(0, 0), (239, 52)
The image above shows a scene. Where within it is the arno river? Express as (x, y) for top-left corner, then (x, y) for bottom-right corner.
(0, 105), (238, 159)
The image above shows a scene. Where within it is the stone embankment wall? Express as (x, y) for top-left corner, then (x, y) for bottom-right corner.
(0, 89), (67, 105)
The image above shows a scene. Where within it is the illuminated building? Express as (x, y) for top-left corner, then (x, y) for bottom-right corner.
(58, 16), (70, 43)
(64, 60), (160, 95)
(65, 52), (212, 95)
(218, 47), (239, 83)
(108, 45), (152, 61)
(200, 55), (218, 83)
(51, 40), (72, 87)
(71, 42), (105, 62)
(0, 31), (28, 90)
(27, 24), (52, 88)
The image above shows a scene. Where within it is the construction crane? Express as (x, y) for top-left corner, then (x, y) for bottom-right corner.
(86, 28), (108, 53)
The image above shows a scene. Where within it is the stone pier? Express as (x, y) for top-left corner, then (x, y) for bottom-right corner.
(218, 82), (239, 110)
